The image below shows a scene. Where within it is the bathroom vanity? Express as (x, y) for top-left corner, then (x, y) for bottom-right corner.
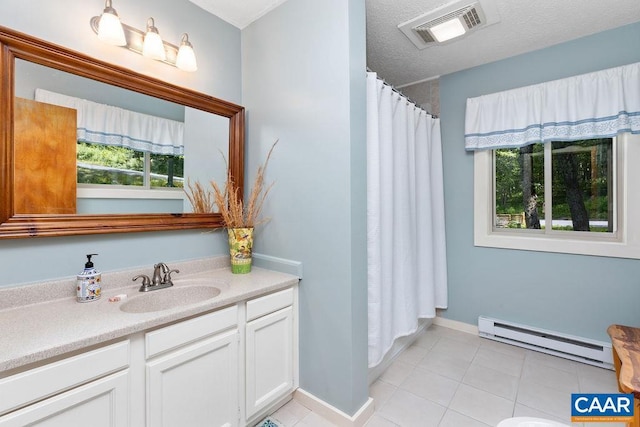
(0, 257), (299, 426)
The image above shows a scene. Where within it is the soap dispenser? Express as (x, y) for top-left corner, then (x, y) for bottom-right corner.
(77, 254), (102, 303)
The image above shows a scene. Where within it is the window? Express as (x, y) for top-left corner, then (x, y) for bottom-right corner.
(77, 142), (184, 188)
(466, 63), (640, 259)
(33, 88), (186, 201)
(474, 133), (640, 259)
(494, 138), (613, 233)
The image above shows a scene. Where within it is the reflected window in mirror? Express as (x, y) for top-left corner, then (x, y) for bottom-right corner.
(14, 59), (228, 215)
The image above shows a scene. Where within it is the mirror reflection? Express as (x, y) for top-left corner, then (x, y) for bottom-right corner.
(14, 59), (229, 215)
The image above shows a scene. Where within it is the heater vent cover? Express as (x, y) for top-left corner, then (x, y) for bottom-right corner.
(398, 0), (499, 49)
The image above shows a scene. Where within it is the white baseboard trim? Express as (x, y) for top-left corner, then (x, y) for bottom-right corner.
(433, 315), (478, 335)
(293, 389), (375, 427)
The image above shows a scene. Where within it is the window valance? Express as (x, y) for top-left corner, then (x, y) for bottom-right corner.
(464, 62), (640, 151)
(34, 89), (184, 155)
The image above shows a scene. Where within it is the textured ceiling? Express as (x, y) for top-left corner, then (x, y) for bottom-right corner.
(190, 0), (639, 87)
(367, 0), (640, 87)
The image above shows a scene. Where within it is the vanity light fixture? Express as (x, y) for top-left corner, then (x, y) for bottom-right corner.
(90, 0), (197, 72)
(142, 18), (166, 61)
(96, 0), (126, 46)
(176, 34), (198, 72)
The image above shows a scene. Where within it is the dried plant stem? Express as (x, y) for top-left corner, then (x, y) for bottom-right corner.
(185, 140), (278, 229)
(184, 179), (215, 213)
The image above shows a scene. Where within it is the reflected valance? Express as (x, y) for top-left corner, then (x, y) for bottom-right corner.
(464, 62), (640, 151)
(34, 89), (184, 155)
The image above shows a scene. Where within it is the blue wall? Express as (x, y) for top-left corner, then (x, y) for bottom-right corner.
(0, 0), (241, 285)
(242, 0), (369, 415)
(439, 22), (640, 341)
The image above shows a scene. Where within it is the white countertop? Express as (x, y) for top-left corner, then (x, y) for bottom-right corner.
(0, 257), (299, 373)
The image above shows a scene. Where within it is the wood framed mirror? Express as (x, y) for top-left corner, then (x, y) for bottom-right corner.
(0, 26), (244, 239)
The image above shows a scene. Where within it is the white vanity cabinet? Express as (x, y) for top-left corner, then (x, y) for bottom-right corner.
(145, 306), (240, 427)
(0, 279), (298, 427)
(245, 288), (296, 422)
(0, 341), (130, 427)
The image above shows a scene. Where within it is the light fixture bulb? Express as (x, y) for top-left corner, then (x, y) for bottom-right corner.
(176, 34), (198, 72)
(142, 17), (166, 61)
(97, 0), (126, 46)
(430, 18), (466, 42)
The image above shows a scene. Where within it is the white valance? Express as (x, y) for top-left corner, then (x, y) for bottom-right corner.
(464, 62), (640, 151)
(34, 89), (184, 155)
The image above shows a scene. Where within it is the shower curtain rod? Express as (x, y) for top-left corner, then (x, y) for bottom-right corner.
(366, 67), (436, 117)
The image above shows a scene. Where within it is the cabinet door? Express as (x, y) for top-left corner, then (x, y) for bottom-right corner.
(246, 306), (294, 418)
(147, 329), (239, 427)
(0, 370), (129, 427)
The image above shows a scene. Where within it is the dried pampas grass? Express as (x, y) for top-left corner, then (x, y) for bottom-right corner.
(184, 180), (215, 214)
(185, 140), (278, 229)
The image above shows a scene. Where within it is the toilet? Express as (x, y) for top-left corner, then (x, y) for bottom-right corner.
(497, 417), (571, 427)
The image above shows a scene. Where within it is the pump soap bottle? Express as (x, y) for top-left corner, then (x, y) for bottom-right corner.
(77, 254), (102, 303)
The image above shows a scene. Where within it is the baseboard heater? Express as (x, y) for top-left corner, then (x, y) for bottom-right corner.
(478, 316), (614, 370)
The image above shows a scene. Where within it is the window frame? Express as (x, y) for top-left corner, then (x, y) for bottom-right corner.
(77, 145), (185, 200)
(473, 133), (640, 259)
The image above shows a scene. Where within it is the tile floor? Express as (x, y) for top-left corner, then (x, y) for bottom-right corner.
(269, 324), (623, 427)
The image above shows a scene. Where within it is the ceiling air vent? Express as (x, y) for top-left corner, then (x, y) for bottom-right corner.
(398, 0), (499, 49)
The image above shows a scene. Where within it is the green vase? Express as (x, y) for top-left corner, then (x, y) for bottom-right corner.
(227, 227), (253, 274)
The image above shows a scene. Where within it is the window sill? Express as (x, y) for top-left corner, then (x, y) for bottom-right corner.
(77, 186), (184, 200)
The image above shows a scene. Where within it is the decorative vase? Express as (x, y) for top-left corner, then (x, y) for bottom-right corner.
(227, 227), (254, 274)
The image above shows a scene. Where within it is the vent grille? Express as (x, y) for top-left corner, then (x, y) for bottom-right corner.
(414, 28), (436, 44)
(398, 0), (497, 50)
(416, 4), (477, 30)
(462, 7), (482, 28)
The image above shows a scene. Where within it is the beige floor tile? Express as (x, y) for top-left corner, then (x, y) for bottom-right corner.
(431, 326), (484, 345)
(525, 350), (579, 374)
(400, 367), (460, 407)
(396, 343), (430, 365)
(522, 359), (580, 393)
(418, 348), (472, 381)
(462, 363), (519, 400)
(478, 337), (527, 359)
(413, 330), (441, 350)
(449, 384), (514, 426)
(513, 403), (574, 425)
(369, 379), (397, 410)
(438, 409), (492, 427)
(576, 364), (618, 393)
(273, 399), (311, 426)
(472, 347), (525, 377)
(364, 414), (400, 427)
(431, 337), (480, 362)
(378, 360), (414, 387)
(294, 411), (338, 427)
(516, 379), (573, 420)
(377, 389), (446, 427)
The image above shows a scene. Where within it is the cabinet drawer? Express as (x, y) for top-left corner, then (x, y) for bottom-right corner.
(0, 340), (129, 416)
(146, 305), (237, 359)
(246, 288), (293, 322)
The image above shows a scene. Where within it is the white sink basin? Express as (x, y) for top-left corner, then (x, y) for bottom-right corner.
(120, 285), (221, 313)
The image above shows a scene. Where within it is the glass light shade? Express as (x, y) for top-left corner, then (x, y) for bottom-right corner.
(97, 10), (126, 46)
(430, 18), (466, 42)
(176, 35), (197, 72)
(142, 19), (166, 61)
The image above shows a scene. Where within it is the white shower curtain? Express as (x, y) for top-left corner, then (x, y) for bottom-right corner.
(366, 72), (448, 368)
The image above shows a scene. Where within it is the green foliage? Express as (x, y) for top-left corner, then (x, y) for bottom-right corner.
(495, 139), (612, 225)
(77, 142), (143, 171)
(77, 142), (184, 187)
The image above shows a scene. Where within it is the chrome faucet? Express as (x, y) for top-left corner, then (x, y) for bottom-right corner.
(133, 262), (180, 292)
